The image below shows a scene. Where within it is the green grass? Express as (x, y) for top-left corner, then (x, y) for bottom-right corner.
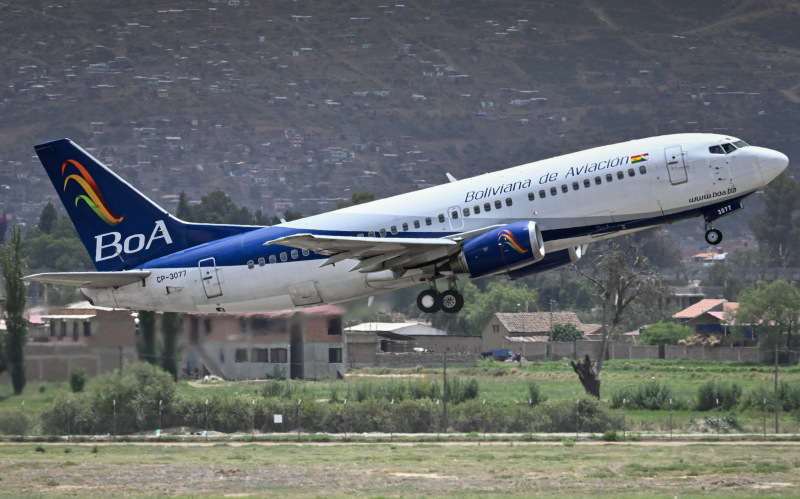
(2, 359), (800, 436)
(0, 442), (798, 497)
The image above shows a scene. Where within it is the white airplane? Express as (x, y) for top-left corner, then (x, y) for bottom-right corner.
(25, 134), (788, 314)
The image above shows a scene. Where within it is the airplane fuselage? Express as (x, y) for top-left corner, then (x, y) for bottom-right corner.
(74, 133), (787, 313)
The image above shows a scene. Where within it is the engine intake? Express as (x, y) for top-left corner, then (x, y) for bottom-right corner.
(448, 221), (546, 278)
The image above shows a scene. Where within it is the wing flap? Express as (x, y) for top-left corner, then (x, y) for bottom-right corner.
(23, 271), (151, 288)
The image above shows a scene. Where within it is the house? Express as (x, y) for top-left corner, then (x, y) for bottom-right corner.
(29, 302), (138, 381)
(481, 312), (602, 352)
(344, 321), (480, 368)
(180, 305), (345, 380)
(672, 298), (750, 337)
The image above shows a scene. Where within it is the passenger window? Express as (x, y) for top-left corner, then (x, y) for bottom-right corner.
(269, 255), (277, 264)
(280, 252), (288, 262)
(390, 225), (398, 234)
(561, 184), (568, 193)
(451, 210), (459, 219)
(258, 257), (265, 266)
(290, 249), (298, 259)
(484, 202), (491, 212)
(302, 249), (309, 256)
(473, 205), (480, 214)
(402, 222), (409, 231)
(639, 165), (647, 174)
(414, 220), (421, 228)
(505, 198), (512, 207)
(550, 187), (557, 196)
(425, 217), (432, 226)
(438, 214), (445, 223)
(494, 200), (502, 209)
(379, 228), (386, 237)
(357, 233), (365, 237)
(709, 145), (724, 154)
(528, 192), (535, 201)
(247, 260), (255, 269)
(583, 179), (591, 188)
(606, 173), (613, 182)
(463, 208), (470, 217)
(539, 190), (546, 198)
(572, 182), (579, 191)
(595, 176), (602, 185)
(368, 230), (376, 237)
(628, 168), (635, 177)
(617, 171), (624, 180)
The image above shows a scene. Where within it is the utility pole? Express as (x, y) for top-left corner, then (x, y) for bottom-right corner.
(775, 343), (779, 434)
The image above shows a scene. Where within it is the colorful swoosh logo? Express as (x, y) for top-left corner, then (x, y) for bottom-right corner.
(498, 229), (529, 254)
(62, 159), (125, 225)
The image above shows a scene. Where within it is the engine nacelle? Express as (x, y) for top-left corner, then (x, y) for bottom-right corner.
(507, 245), (587, 280)
(448, 221), (546, 278)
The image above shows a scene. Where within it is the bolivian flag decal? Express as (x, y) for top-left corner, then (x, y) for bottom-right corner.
(631, 153), (649, 163)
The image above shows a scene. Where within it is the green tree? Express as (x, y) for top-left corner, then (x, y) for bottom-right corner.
(748, 174), (800, 267)
(638, 322), (692, 345)
(351, 191), (375, 205)
(176, 191), (193, 221)
(1, 225), (27, 394)
(37, 202), (58, 234)
(161, 312), (181, 381)
(735, 280), (800, 351)
(551, 323), (584, 342)
(138, 311), (157, 365)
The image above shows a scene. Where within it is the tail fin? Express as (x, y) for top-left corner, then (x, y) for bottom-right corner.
(35, 139), (191, 272)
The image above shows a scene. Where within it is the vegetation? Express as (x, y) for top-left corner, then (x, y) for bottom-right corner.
(551, 323), (584, 342)
(638, 322), (693, 345)
(1, 225), (27, 394)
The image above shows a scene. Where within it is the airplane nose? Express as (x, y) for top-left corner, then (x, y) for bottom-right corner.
(759, 148), (789, 184)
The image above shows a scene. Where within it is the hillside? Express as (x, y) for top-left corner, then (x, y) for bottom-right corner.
(1, 0), (798, 244)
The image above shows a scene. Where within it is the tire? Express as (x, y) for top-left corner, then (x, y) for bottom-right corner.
(440, 290), (464, 314)
(705, 228), (722, 245)
(417, 289), (441, 313)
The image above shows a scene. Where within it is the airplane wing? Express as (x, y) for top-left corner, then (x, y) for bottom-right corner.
(23, 271), (151, 288)
(264, 226), (502, 274)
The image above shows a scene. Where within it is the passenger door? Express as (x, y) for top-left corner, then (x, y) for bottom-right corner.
(664, 145), (688, 185)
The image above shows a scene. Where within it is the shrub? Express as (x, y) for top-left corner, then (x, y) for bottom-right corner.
(69, 367), (87, 393)
(526, 381), (547, 406)
(0, 411), (29, 436)
(611, 382), (673, 410)
(638, 322), (692, 345)
(696, 380), (741, 411)
(532, 397), (623, 433)
(602, 430), (623, 441)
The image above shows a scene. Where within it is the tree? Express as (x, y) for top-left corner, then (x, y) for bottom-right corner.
(735, 280), (800, 352)
(748, 174), (800, 267)
(37, 202), (58, 234)
(138, 310), (157, 365)
(572, 242), (666, 397)
(638, 322), (692, 345)
(1, 225), (27, 394)
(161, 312), (181, 381)
(0, 213), (8, 246)
(551, 323), (584, 342)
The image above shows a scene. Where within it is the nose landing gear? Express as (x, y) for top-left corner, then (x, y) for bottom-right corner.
(705, 225), (723, 245)
(416, 277), (464, 314)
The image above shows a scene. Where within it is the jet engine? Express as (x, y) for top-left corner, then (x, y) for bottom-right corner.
(507, 245), (587, 280)
(447, 221), (546, 278)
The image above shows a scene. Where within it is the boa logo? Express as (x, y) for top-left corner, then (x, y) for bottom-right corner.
(62, 159), (125, 225)
(497, 229), (529, 254)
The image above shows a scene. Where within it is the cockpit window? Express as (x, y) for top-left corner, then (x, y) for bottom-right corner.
(709, 145), (724, 154)
(732, 140), (749, 149)
(721, 143), (736, 154)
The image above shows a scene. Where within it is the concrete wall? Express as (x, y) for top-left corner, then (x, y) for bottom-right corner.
(375, 351), (475, 368)
(26, 342), (137, 381)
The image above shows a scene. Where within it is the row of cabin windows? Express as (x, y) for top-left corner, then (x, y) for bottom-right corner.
(526, 165), (647, 201)
(245, 166), (647, 267)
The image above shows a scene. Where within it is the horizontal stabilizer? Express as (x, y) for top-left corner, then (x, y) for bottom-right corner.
(23, 271), (150, 288)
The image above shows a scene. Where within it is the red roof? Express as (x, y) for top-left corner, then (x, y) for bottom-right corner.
(672, 299), (727, 319)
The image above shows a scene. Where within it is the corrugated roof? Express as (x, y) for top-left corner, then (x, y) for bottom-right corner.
(673, 299), (727, 319)
(494, 312), (600, 335)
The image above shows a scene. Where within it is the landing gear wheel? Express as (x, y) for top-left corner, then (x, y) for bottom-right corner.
(417, 289), (441, 313)
(440, 290), (464, 314)
(705, 228), (723, 245)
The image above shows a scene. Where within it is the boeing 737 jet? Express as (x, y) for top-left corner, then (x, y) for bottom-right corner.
(24, 134), (788, 314)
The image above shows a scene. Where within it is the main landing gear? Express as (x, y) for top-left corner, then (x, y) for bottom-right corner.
(417, 278), (464, 314)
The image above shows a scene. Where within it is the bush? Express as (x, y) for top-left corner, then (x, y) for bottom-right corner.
(638, 322), (692, 345)
(0, 411), (29, 436)
(602, 430), (623, 441)
(526, 381), (547, 406)
(740, 382), (800, 412)
(532, 397), (623, 433)
(610, 382), (673, 410)
(696, 380), (741, 411)
(69, 367), (87, 393)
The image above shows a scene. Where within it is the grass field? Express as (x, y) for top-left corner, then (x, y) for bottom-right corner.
(1, 359), (799, 435)
(0, 441), (799, 498)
